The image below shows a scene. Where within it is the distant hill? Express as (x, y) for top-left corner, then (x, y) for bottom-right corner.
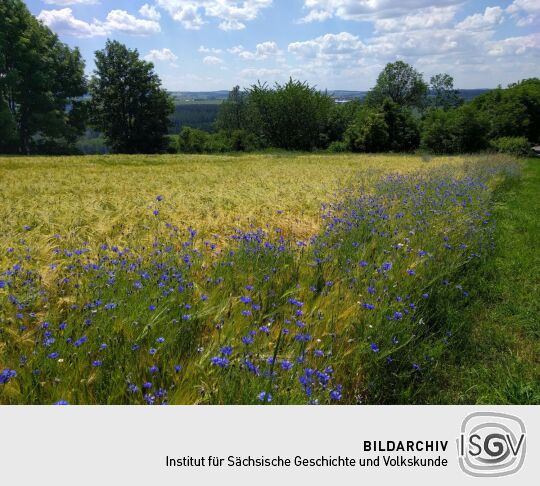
(170, 89), (491, 104)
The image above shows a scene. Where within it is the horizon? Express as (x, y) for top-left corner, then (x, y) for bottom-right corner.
(26, 0), (540, 92)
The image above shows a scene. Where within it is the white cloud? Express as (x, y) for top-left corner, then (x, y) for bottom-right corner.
(37, 8), (107, 37)
(288, 32), (364, 59)
(298, 9), (333, 23)
(237, 41), (281, 60)
(144, 48), (178, 62)
(203, 55), (225, 65)
(300, 0), (463, 23)
(156, 0), (272, 30)
(227, 45), (245, 54)
(104, 10), (161, 35)
(456, 6), (504, 31)
(240, 67), (283, 79)
(374, 6), (458, 32)
(139, 4), (161, 21)
(199, 46), (223, 54)
(38, 8), (160, 37)
(487, 33), (540, 56)
(43, 0), (99, 5)
(507, 0), (540, 27)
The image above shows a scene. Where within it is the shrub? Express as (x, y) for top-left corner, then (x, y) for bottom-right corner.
(421, 105), (488, 154)
(177, 127), (209, 153)
(346, 111), (389, 152)
(491, 137), (531, 156)
(327, 141), (348, 153)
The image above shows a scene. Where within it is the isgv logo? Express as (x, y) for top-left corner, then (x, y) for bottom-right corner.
(457, 412), (526, 477)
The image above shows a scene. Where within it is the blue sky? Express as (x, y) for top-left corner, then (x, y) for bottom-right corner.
(27, 0), (540, 91)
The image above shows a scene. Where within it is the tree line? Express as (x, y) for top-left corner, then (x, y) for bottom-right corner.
(1, 0), (539, 156)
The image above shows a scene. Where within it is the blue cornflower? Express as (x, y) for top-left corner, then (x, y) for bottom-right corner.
(422, 293), (429, 299)
(242, 334), (254, 345)
(257, 391), (272, 403)
(0, 369), (17, 384)
(128, 383), (139, 393)
(220, 346), (233, 356)
(149, 365), (159, 374)
(54, 400), (69, 405)
(73, 335), (88, 347)
(148, 305), (156, 311)
(392, 336), (399, 345)
(153, 210), (159, 216)
(241, 310), (252, 317)
(412, 363), (421, 371)
(240, 295), (252, 304)
(407, 269), (416, 276)
(99, 343), (107, 350)
(104, 303), (116, 310)
(48, 352), (59, 359)
(142, 382), (152, 389)
(370, 343), (380, 353)
(363, 303), (375, 310)
(133, 281), (143, 289)
(330, 385), (342, 401)
(393, 311), (403, 320)
(182, 314), (191, 321)
(149, 348), (157, 355)
(382, 262), (392, 271)
(314, 349), (324, 357)
(280, 360), (293, 371)
(156, 337), (165, 343)
(92, 360), (102, 367)
(200, 294), (208, 301)
(368, 286), (376, 295)
(156, 195), (163, 201)
(210, 356), (229, 368)
(245, 285), (254, 291)
(174, 365), (182, 373)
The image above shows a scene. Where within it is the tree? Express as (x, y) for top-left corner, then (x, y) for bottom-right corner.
(177, 127), (209, 153)
(345, 110), (389, 153)
(0, 0), (87, 154)
(321, 100), (361, 147)
(381, 99), (420, 152)
(89, 40), (174, 154)
(421, 105), (487, 154)
(366, 61), (428, 109)
(429, 74), (463, 110)
(247, 79), (334, 151)
(215, 86), (248, 133)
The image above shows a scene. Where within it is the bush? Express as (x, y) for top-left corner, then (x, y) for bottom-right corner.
(177, 127), (209, 153)
(491, 137), (531, 156)
(421, 105), (487, 154)
(327, 141), (348, 153)
(346, 111), (389, 152)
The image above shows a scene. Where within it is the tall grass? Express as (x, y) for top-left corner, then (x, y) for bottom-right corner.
(0, 154), (520, 404)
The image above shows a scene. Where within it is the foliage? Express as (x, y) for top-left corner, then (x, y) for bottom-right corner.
(171, 104), (221, 133)
(421, 105), (488, 154)
(365, 61), (428, 109)
(429, 74), (463, 111)
(473, 78), (540, 142)
(321, 100), (362, 147)
(246, 79), (334, 151)
(215, 86), (248, 133)
(89, 40), (174, 154)
(345, 110), (389, 152)
(177, 127), (210, 153)
(327, 141), (348, 153)
(0, 0), (87, 154)
(381, 99), (420, 152)
(490, 136), (531, 157)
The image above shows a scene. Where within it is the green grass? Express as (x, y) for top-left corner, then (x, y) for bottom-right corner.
(420, 158), (540, 404)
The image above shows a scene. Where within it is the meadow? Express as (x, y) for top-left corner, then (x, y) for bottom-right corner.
(0, 153), (537, 405)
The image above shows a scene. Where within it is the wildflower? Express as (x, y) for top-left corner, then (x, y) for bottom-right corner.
(200, 294), (208, 301)
(182, 314), (191, 321)
(240, 295), (252, 304)
(330, 385), (342, 401)
(104, 303), (117, 310)
(0, 369), (17, 384)
(242, 334), (254, 345)
(363, 303), (375, 310)
(280, 360), (293, 371)
(73, 335), (88, 347)
(406, 269), (416, 276)
(127, 383), (139, 393)
(148, 305), (156, 311)
(174, 365), (182, 373)
(393, 311), (403, 320)
(149, 365), (159, 374)
(92, 360), (102, 367)
(54, 400), (69, 405)
(392, 336), (399, 345)
(156, 195), (163, 201)
(149, 348), (157, 355)
(412, 363), (421, 371)
(314, 349), (324, 357)
(220, 346), (233, 356)
(48, 352), (60, 359)
(153, 210), (159, 216)
(143, 382), (152, 389)
(99, 343), (107, 350)
(382, 262), (392, 271)
(245, 285), (254, 291)
(210, 356), (229, 368)
(370, 343), (380, 353)
(257, 391), (272, 403)
(156, 337), (165, 343)
(422, 293), (429, 299)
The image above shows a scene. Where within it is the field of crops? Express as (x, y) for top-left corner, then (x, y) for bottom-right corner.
(0, 153), (527, 404)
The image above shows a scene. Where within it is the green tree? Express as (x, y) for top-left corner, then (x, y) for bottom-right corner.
(215, 86), (248, 133)
(321, 100), (362, 146)
(381, 99), (420, 152)
(89, 40), (174, 154)
(0, 0), (87, 154)
(421, 105), (487, 154)
(345, 109), (389, 152)
(366, 61), (428, 109)
(177, 126), (209, 153)
(429, 73), (463, 110)
(247, 79), (334, 151)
